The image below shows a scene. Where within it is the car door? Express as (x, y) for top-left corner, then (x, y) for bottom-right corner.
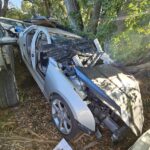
(19, 27), (51, 97)
(18, 26), (37, 64)
(31, 27), (51, 70)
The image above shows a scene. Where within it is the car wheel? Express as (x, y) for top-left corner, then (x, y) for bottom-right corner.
(51, 94), (79, 140)
(0, 70), (19, 108)
(0, 46), (19, 108)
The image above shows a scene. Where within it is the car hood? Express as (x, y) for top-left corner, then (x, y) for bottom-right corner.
(80, 64), (144, 135)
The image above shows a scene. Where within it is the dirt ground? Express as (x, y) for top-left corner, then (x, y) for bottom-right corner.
(0, 54), (150, 150)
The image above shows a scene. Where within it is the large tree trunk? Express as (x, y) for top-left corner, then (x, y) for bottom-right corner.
(64, 0), (83, 31)
(124, 62), (150, 77)
(88, 0), (102, 34)
(0, 0), (9, 17)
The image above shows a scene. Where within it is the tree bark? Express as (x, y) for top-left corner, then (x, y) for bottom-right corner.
(0, 0), (9, 17)
(44, 0), (51, 17)
(64, 0), (83, 31)
(88, 0), (102, 34)
(2, 0), (9, 16)
(124, 62), (150, 75)
(115, 0), (130, 33)
(0, 0), (2, 16)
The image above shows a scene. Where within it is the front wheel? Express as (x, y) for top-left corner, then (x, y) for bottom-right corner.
(51, 94), (80, 140)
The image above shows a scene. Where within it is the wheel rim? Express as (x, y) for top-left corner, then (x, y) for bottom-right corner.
(52, 99), (72, 135)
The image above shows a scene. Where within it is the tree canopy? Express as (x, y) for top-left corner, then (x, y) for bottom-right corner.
(0, 0), (150, 64)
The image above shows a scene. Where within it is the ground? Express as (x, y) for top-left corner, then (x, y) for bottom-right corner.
(0, 54), (150, 150)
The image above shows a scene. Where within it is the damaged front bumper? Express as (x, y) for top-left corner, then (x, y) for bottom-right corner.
(75, 64), (144, 136)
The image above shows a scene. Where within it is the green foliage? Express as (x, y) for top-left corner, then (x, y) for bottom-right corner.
(4, 0), (69, 27)
(109, 29), (150, 64)
(5, 0), (150, 64)
(6, 8), (25, 20)
(96, 21), (117, 43)
(78, 0), (93, 27)
(106, 0), (150, 64)
(124, 0), (150, 29)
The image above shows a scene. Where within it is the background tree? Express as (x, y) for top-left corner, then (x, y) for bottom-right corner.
(64, 0), (84, 30)
(44, 0), (51, 17)
(0, 0), (9, 17)
(88, 0), (102, 34)
(1, 0), (149, 67)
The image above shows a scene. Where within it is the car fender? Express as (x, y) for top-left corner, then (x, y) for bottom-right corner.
(44, 58), (95, 132)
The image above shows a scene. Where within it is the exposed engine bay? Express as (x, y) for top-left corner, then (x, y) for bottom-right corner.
(41, 38), (144, 142)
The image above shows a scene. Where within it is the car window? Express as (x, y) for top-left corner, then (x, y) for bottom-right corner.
(0, 19), (25, 28)
(35, 32), (48, 50)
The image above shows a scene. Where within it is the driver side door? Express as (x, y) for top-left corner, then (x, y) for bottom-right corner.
(31, 27), (51, 70)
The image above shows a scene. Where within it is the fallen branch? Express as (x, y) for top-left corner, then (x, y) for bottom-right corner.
(124, 62), (150, 74)
(83, 141), (99, 150)
(26, 128), (47, 140)
(0, 135), (58, 144)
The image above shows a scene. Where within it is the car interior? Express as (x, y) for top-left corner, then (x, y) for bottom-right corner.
(26, 29), (102, 77)
(35, 32), (50, 76)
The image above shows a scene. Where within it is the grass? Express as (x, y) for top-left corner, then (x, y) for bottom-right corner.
(0, 109), (15, 132)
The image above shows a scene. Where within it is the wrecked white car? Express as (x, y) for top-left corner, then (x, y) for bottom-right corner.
(17, 24), (144, 141)
(0, 20), (144, 142)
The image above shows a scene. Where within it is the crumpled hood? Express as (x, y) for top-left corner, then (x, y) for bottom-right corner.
(80, 64), (144, 135)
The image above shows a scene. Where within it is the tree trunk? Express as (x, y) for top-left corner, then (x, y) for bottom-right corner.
(0, 0), (9, 17)
(115, 0), (130, 33)
(88, 0), (102, 34)
(124, 62), (150, 77)
(64, 0), (83, 31)
(2, 0), (9, 16)
(44, 0), (51, 17)
(0, 0), (2, 16)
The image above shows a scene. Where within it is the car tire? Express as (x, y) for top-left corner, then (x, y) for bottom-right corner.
(0, 46), (18, 108)
(51, 94), (80, 140)
(0, 70), (18, 108)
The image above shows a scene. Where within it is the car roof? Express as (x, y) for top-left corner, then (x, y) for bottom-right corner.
(47, 27), (81, 38)
(0, 17), (25, 23)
